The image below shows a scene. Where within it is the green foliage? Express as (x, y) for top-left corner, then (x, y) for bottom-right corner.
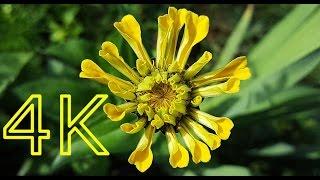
(0, 4), (319, 176)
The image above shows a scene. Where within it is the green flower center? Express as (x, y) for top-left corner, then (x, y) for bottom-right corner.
(136, 70), (191, 128)
(149, 83), (176, 109)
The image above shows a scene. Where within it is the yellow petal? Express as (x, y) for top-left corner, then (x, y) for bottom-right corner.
(190, 108), (234, 140)
(165, 126), (189, 168)
(168, 74), (181, 85)
(176, 12), (209, 71)
(136, 58), (150, 77)
(137, 103), (155, 121)
(151, 114), (164, 129)
(167, 61), (180, 73)
(128, 125), (155, 172)
(99, 41), (141, 84)
(169, 100), (187, 115)
(137, 93), (151, 102)
(120, 118), (147, 134)
(156, 14), (173, 69)
(108, 81), (136, 100)
(114, 15), (154, 72)
(191, 95), (203, 107)
(178, 126), (211, 163)
(103, 102), (136, 121)
(137, 103), (148, 115)
(182, 117), (221, 150)
(165, 7), (188, 68)
(163, 114), (176, 126)
(128, 148), (153, 173)
(137, 76), (155, 91)
(80, 59), (135, 89)
(191, 56), (251, 87)
(193, 78), (240, 97)
(184, 51), (212, 80)
(145, 106), (155, 120)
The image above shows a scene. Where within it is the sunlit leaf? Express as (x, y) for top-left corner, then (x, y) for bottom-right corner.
(217, 5), (254, 67)
(202, 165), (251, 176)
(0, 52), (33, 97)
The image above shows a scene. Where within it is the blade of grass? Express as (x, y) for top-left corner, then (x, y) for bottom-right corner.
(216, 4), (254, 68)
(249, 4), (319, 66)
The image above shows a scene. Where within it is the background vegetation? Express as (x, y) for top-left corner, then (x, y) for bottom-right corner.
(0, 4), (319, 176)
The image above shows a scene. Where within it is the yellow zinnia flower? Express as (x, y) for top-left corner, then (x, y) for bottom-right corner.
(79, 7), (251, 172)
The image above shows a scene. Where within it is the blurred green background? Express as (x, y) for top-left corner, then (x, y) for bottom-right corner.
(0, 4), (320, 176)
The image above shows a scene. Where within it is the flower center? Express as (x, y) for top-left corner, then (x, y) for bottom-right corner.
(136, 70), (191, 129)
(149, 83), (176, 109)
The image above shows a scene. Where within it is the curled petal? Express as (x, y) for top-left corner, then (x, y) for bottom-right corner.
(168, 61), (180, 73)
(137, 103), (155, 120)
(80, 59), (134, 90)
(191, 95), (203, 107)
(99, 41), (141, 84)
(156, 14), (173, 69)
(168, 74), (181, 85)
(114, 15), (154, 72)
(136, 58), (150, 77)
(166, 126), (189, 168)
(163, 114), (176, 126)
(184, 51), (213, 80)
(103, 102), (136, 121)
(193, 78), (240, 97)
(137, 76), (155, 91)
(165, 7), (188, 68)
(178, 125), (211, 163)
(182, 117), (221, 150)
(120, 118), (147, 134)
(108, 81), (136, 100)
(191, 56), (251, 87)
(190, 109), (234, 140)
(151, 114), (165, 129)
(176, 12), (209, 71)
(128, 125), (155, 172)
(137, 93), (151, 102)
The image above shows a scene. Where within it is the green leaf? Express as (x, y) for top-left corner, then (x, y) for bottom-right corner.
(275, 49), (320, 88)
(17, 159), (33, 176)
(230, 86), (320, 117)
(250, 5), (320, 76)
(71, 156), (110, 176)
(202, 165), (251, 176)
(201, 6), (320, 116)
(249, 5), (319, 69)
(249, 142), (295, 157)
(45, 38), (96, 67)
(216, 5), (254, 67)
(0, 52), (33, 97)
(183, 170), (197, 176)
(13, 77), (105, 120)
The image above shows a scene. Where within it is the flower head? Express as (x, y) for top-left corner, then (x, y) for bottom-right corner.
(80, 7), (251, 172)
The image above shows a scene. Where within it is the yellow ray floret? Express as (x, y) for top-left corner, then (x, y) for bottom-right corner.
(191, 56), (251, 87)
(99, 41), (141, 84)
(178, 125), (211, 163)
(182, 117), (221, 150)
(103, 102), (136, 121)
(189, 108), (234, 140)
(114, 15), (154, 73)
(128, 124), (155, 172)
(176, 12), (209, 71)
(165, 126), (189, 168)
(120, 118), (147, 134)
